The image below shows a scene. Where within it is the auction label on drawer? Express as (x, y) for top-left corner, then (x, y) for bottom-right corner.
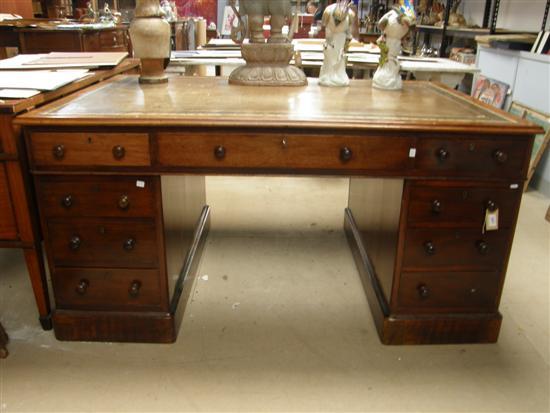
(136, 180), (145, 188)
(483, 209), (499, 233)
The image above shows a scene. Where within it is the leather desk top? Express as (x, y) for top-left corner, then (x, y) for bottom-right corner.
(16, 75), (541, 135)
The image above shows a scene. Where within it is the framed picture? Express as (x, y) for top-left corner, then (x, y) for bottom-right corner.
(509, 101), (550, 190)
(221, 5), (237, 36)
(471, 75), (509, 109)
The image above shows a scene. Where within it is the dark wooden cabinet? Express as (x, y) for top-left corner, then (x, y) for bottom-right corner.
(15, 76), (541, 345)
(17, 26), (131, 54)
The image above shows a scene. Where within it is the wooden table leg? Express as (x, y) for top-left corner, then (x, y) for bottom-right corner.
(23, 247), (52, 330)
(0, 322), (8, 358)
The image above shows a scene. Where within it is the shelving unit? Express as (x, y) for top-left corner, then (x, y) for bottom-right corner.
(414, 0), (502, 57)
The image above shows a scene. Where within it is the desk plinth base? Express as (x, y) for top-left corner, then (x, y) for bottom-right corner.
(52, 310), (177, 343)
(344, 208), (502, 345)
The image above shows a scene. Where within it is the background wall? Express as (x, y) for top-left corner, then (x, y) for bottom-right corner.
(462, 0), (549, 31)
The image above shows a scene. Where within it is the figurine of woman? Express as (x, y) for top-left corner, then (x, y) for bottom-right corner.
(372, 0), (416, 90)
(319, 0), (358, 87)
(160, 0), (175, 21)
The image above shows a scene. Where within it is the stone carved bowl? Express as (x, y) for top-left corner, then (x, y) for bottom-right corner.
(241, 43), (294, 64)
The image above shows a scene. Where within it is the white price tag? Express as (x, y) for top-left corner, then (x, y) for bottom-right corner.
(136, 180), (145, 188)
(409, 147), (417, 158)
(483, 208), (499, 233)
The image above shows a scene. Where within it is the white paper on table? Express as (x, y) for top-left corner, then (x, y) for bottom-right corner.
(0, 52), (127, 70)
(0, 70), (90, 91)
(0, 89), (41, 98)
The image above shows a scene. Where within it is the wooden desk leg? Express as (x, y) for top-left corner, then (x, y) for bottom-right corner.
(23, 246), (52, 330)
(0, 322), (8, 358)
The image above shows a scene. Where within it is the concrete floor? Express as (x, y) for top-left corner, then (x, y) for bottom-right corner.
(0, 177), (549, 412)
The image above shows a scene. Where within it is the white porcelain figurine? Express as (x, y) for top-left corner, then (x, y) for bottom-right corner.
(319, 0), (358, 87)
(372, 0), (416, 90)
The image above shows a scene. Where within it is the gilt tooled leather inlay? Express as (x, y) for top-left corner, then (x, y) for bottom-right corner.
(19, 75), (538, 133)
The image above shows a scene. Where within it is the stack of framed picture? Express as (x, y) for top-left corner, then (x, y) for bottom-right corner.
(471, 75), (509, 109)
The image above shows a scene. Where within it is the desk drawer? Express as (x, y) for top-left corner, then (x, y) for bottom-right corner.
(52, 268), (163, 311)
(415, 137), (529, 179)
(29, 132), (150, 168)
(0, 165), (17, 240)
(402, 228), (509, 270)
(98, 30), (128, 51)
(397, 271), (500, 312)
(47, 218), (159, 268)
(407, 183), (521, 228)
(157, 132), (414, 172)
(38, 176), (158, 219)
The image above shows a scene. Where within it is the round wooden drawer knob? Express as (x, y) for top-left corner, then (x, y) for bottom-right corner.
(476, 240), (489, 255)
(493, 150), (508, 163)
(75, 279), (89, 295)
(52, 144), (65, 160)
(112, 145), (126, 160)
(340, 146), (352, 162)
(423, 241), (436, 255)
(417, 284), (430, 299)
(61, 194), (73, 209)
(123, 238), (136, 251)
(129, 280), (141, 298)
(118, 194), (130, 210)
(486, 200), (497, 211)
(69, 236), (81, 251)
(431, 199), (442, 214)
(436, 147), (449, 161)
(214, 145), (226, 159)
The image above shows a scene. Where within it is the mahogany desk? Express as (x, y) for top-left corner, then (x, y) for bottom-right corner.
(15, 76), (541, 345)
(0, 59), (139, 341)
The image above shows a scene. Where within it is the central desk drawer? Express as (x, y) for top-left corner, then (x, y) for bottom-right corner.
(47, 218), (159, 268)
(38, 176), (158, 219)
(402, 228), (509, 270)
(29, 132), (151, 168)
(52, 268), (163, 311)
(156, 132), (414, 172)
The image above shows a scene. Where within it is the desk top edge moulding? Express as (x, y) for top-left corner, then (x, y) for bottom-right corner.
(227, 0), (307, 86)
(14, 75), (543, 345)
